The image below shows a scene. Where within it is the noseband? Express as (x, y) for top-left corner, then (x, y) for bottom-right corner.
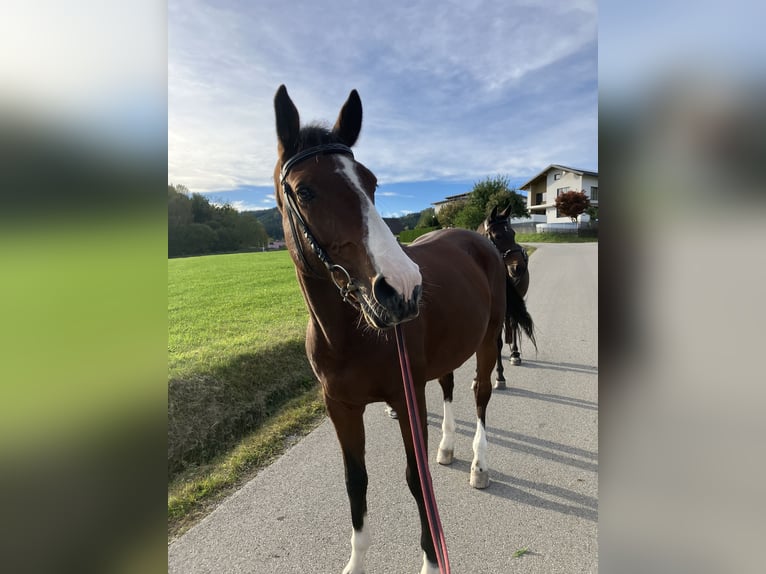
(279, 143), (362, 306)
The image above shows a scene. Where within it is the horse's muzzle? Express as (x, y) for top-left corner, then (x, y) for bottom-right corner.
(369, 276), (422, 328)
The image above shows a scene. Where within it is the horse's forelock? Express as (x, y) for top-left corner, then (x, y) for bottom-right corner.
(296, 124), (343, 151)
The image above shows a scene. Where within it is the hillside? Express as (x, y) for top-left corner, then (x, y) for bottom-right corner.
(249, 207), (425, 241)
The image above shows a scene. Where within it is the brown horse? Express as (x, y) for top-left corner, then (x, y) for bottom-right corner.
(272, 85), (533, 574)
(478, 205), (536, 385)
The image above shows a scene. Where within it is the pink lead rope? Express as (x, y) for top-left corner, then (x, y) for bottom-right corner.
(394, 324), (452, 574)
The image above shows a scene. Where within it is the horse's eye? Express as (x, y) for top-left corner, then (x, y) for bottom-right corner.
(296, 186), (314, 202)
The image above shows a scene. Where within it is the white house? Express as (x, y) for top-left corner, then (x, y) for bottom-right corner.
(519, 164), (598, 230)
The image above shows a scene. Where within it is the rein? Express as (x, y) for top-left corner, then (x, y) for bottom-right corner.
(394, 325), (451, 574)
(279, 143), (362, 306)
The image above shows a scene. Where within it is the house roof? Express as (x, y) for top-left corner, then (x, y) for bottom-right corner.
(432, 192), (471, 206)
(518, 164), (598, 190)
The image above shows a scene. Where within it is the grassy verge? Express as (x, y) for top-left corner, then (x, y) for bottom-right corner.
(515, 232), (598, 243)
(168, 251), (314, 479)
(168, 386), (326, 539)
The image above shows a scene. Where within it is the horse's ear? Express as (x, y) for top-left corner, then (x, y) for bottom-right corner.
(500, 202), (512, 219)
(332, 89), (362, 147)
(489, 205), (498, 221)
(274, 85), (300, 158)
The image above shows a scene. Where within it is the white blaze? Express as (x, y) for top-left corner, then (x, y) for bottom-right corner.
(335, 155), (421, 298)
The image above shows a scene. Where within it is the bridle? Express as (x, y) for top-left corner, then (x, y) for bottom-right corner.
(279, 143), (363, 307)
(484, 219), (528, 268)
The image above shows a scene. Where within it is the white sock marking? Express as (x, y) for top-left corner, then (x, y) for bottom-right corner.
(343, 514), (371, 574)
(439, 400), (456, 455)
(472, 418), (488, 474)
(421, 552), (440, 574)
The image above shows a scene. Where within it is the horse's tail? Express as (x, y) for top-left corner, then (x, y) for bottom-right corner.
(505, 274), (537, 351)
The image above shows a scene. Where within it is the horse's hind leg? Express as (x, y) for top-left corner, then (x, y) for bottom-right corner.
(471, 335), (496, 489)
(325, 395), (370, 574)
(494, 334), (506, 390)
(395, 387), (440, 574)
(436, 372), (455, 465)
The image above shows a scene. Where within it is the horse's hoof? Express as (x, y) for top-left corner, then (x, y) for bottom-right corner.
(510, 356), (521, 365)
(493, 379), (506, 390)
(437, 448), (454, 465)
(470, 469), (490, 489)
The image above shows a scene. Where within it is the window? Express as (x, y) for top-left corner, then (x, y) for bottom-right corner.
(535, 192), (543, 205)
(556, 187), (569, 196)
(590, 186), (599, 200)
(554, 173), (562, 180)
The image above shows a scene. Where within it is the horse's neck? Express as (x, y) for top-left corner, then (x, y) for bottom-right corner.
(297, 273), (357, 350)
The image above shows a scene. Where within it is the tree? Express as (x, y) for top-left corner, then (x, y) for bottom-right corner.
(176, 223), (216, 255)
(415, 207), (438, 228)
(168, 185), (193, 228)
(555, 190), (591, 223)
(467, 175), (528, 217)
(251, 208), (284, 241)
(190, 193), (214, 223)
(452, 203), (485, 230)
(236, 213), (269, 250)
(167, 184), (269, 256)
(469, 175), (510, 211)
(494, 191), (529, 219)
(443, 175), (530, 230)
(436, 200), (467, 228)
(397, 212), (421, 230)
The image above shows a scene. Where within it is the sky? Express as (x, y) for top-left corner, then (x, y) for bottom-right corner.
(168, 0), (598, 217)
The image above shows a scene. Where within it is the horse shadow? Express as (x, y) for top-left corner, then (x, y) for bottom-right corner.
(426, 415), (598, 473)
(512, 358), (598, 375)
(425, 412), (598, 521)
(436, 456), (598, 523)
(502, 386), (598, 411)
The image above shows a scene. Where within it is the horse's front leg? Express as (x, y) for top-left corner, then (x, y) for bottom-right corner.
(392, 390), (440, 574)
(325, 395), (370, 574)
(471, 334), (497, 489)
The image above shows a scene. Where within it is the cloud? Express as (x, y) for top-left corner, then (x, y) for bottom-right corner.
(169, 0), (597, 200)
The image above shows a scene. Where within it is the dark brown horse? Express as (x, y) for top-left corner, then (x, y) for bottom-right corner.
(272, 85), (534, 574)
(478, 205), (536, 386)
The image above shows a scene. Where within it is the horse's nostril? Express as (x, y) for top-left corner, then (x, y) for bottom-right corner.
(372, 276), (421, 324)
(372, 276), (399, 307)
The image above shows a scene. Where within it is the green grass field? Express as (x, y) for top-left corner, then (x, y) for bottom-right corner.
(168, 250), (317, 478)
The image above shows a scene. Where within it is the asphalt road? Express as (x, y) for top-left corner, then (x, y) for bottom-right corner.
(169, 242), (598, 574)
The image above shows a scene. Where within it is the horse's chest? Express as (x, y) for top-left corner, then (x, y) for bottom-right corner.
(306, 328), (396, 403)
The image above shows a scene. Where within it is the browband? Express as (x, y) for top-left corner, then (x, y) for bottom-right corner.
(280, 143), (354, 184)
